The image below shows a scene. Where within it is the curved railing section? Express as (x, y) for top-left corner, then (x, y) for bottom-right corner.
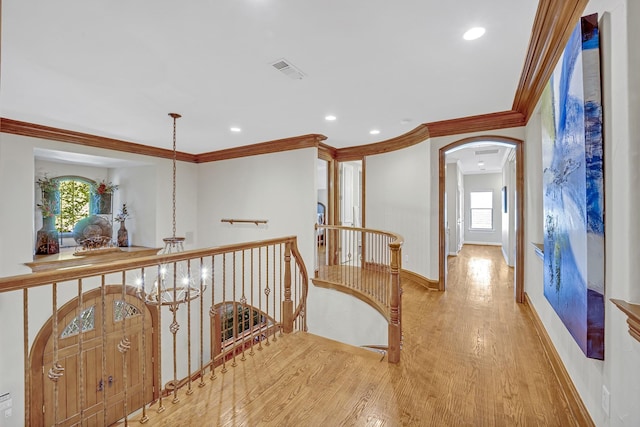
(314, 224), (403, 363)
(0, 236), (308, 426)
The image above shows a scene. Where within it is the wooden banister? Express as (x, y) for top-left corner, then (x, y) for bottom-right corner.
(313, 224), (404, 363)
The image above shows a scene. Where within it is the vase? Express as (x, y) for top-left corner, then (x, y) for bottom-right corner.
(35, 216), (59, 255)
(117, 220), (129, 247)
(43, 190), (61, 215)
(93, 193), (112, 214)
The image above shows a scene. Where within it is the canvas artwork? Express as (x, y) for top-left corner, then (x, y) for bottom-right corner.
(541, 13), (604, 360)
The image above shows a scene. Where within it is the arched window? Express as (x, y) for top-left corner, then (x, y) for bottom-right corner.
(55, 176), (94, 233)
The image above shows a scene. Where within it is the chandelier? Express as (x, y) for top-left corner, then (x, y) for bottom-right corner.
(137, 113), (202, 308)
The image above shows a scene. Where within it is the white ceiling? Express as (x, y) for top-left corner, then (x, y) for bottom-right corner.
(1, 1), (538, 155)
(445, 142), (514, 175)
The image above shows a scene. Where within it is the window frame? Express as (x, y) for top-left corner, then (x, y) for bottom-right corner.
(469, 190), (494, 231)
(54, 175), (97, 239)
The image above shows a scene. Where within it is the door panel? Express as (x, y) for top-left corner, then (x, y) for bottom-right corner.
(38, 289), (153, 426)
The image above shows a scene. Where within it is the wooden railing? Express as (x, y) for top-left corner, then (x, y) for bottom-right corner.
(314, 224), (403, 363)
(0, 236), (308, 426)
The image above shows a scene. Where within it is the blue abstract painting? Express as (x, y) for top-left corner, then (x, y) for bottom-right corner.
(541, 14), (604, 360)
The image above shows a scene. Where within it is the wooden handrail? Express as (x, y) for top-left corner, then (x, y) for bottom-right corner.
(221, 218), (268, 226)
(0, 236), (299, 293)
(314, 224), (403, 363)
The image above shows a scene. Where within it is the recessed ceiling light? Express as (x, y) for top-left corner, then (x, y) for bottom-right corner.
(463, 27), (486, 41)
(478, 161), (485, 166)
(325, 115), (337, 121)
(230, 127), (242, 132)
(369, 129), (380, 135)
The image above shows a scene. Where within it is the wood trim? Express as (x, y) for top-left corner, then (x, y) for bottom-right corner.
(524, 293), (595, 427)
(318, 143), (338, 161)
(438, 136), (525, 299)
(334, 124), (430, 161)
(512, 0), (589, 121)
(0, 118), (195, 162)
(0, 236), (300, 293)
(400, 269), (438, 290)
(515, 142), (526, 303)
(438, 148), (447, 292)
(194, 133), (327, 163)
(611, 299), (640, 343)
(426, 110), (526, 138)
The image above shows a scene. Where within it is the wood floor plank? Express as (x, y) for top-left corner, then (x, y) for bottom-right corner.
(115, 245), (578, 426)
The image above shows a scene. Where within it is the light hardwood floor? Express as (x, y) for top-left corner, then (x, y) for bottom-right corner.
(117, 245), (576, 426)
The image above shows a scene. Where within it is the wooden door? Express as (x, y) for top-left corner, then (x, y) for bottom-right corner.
(33, 286), (155, 426)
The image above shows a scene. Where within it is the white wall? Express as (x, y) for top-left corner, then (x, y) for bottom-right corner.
(366, 141), (431, 279)
(445, 162), (459, 255)
(196, 148), (387, 347)
(524, 1), (640, 425)
(463, 173), (503, 245)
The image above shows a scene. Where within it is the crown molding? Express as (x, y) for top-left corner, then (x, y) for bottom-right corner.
(512, 0), (589, 121)
(0, 118), (195, 162)
(194, 133), (328, 163)
(426, 110), (526, 138)
(334, 124), (430, 162)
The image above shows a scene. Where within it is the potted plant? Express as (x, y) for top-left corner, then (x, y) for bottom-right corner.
(91, 179), (118, 214)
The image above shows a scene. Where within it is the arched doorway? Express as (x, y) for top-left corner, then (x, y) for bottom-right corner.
(438, 136), (524, 302)
(30, 285), (157, 426)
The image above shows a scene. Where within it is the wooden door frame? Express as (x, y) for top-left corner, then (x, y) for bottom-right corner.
(438, 136), (525, 302)
(29, 284), (158, 425)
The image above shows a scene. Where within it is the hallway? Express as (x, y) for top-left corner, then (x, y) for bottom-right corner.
(119, 244), (576, 426)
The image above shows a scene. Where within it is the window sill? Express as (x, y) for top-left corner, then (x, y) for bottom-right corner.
(26, 246), (161, 272)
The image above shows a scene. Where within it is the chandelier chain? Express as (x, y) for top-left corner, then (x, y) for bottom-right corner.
(171, 114), (179, 239)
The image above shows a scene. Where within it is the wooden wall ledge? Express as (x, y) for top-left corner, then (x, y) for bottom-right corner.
(611, 299), (640, 343)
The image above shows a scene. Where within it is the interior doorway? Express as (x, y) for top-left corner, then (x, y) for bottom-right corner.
(30, 285), (156, 426)
(438, 136), (524, 302)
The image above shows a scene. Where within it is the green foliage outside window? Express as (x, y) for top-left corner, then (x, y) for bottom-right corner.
(56, 179), (91, 232)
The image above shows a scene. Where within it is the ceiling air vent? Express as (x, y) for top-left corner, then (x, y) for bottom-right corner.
(475, 148), (499, 156)
(270, 58), (306, 80)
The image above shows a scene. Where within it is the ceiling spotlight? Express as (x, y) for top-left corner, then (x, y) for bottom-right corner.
(478, 161), (485, 166)
(230, 127), (242, 132)
(463, 27), (486, 41)
(325, 115), (337, 121)
(369, 129), (380, 135)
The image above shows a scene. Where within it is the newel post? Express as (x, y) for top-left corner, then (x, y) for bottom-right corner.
(282, 241), (294, 333)
(388, 241), (402, 363)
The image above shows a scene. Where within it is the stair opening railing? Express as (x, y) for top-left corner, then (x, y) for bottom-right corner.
(0, 236), (308, 426)
(314, 224), (403, 363)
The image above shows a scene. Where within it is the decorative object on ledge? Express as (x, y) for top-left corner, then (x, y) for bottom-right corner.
(35, 175), (61, 255)
(115, 203), (130, 247)
(221, 218), (268, 226)
(72, 215), (113, 250)
(35, 216), (60, 255)
(611, 299), (640, 343)
(91, 179), (118, 214)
